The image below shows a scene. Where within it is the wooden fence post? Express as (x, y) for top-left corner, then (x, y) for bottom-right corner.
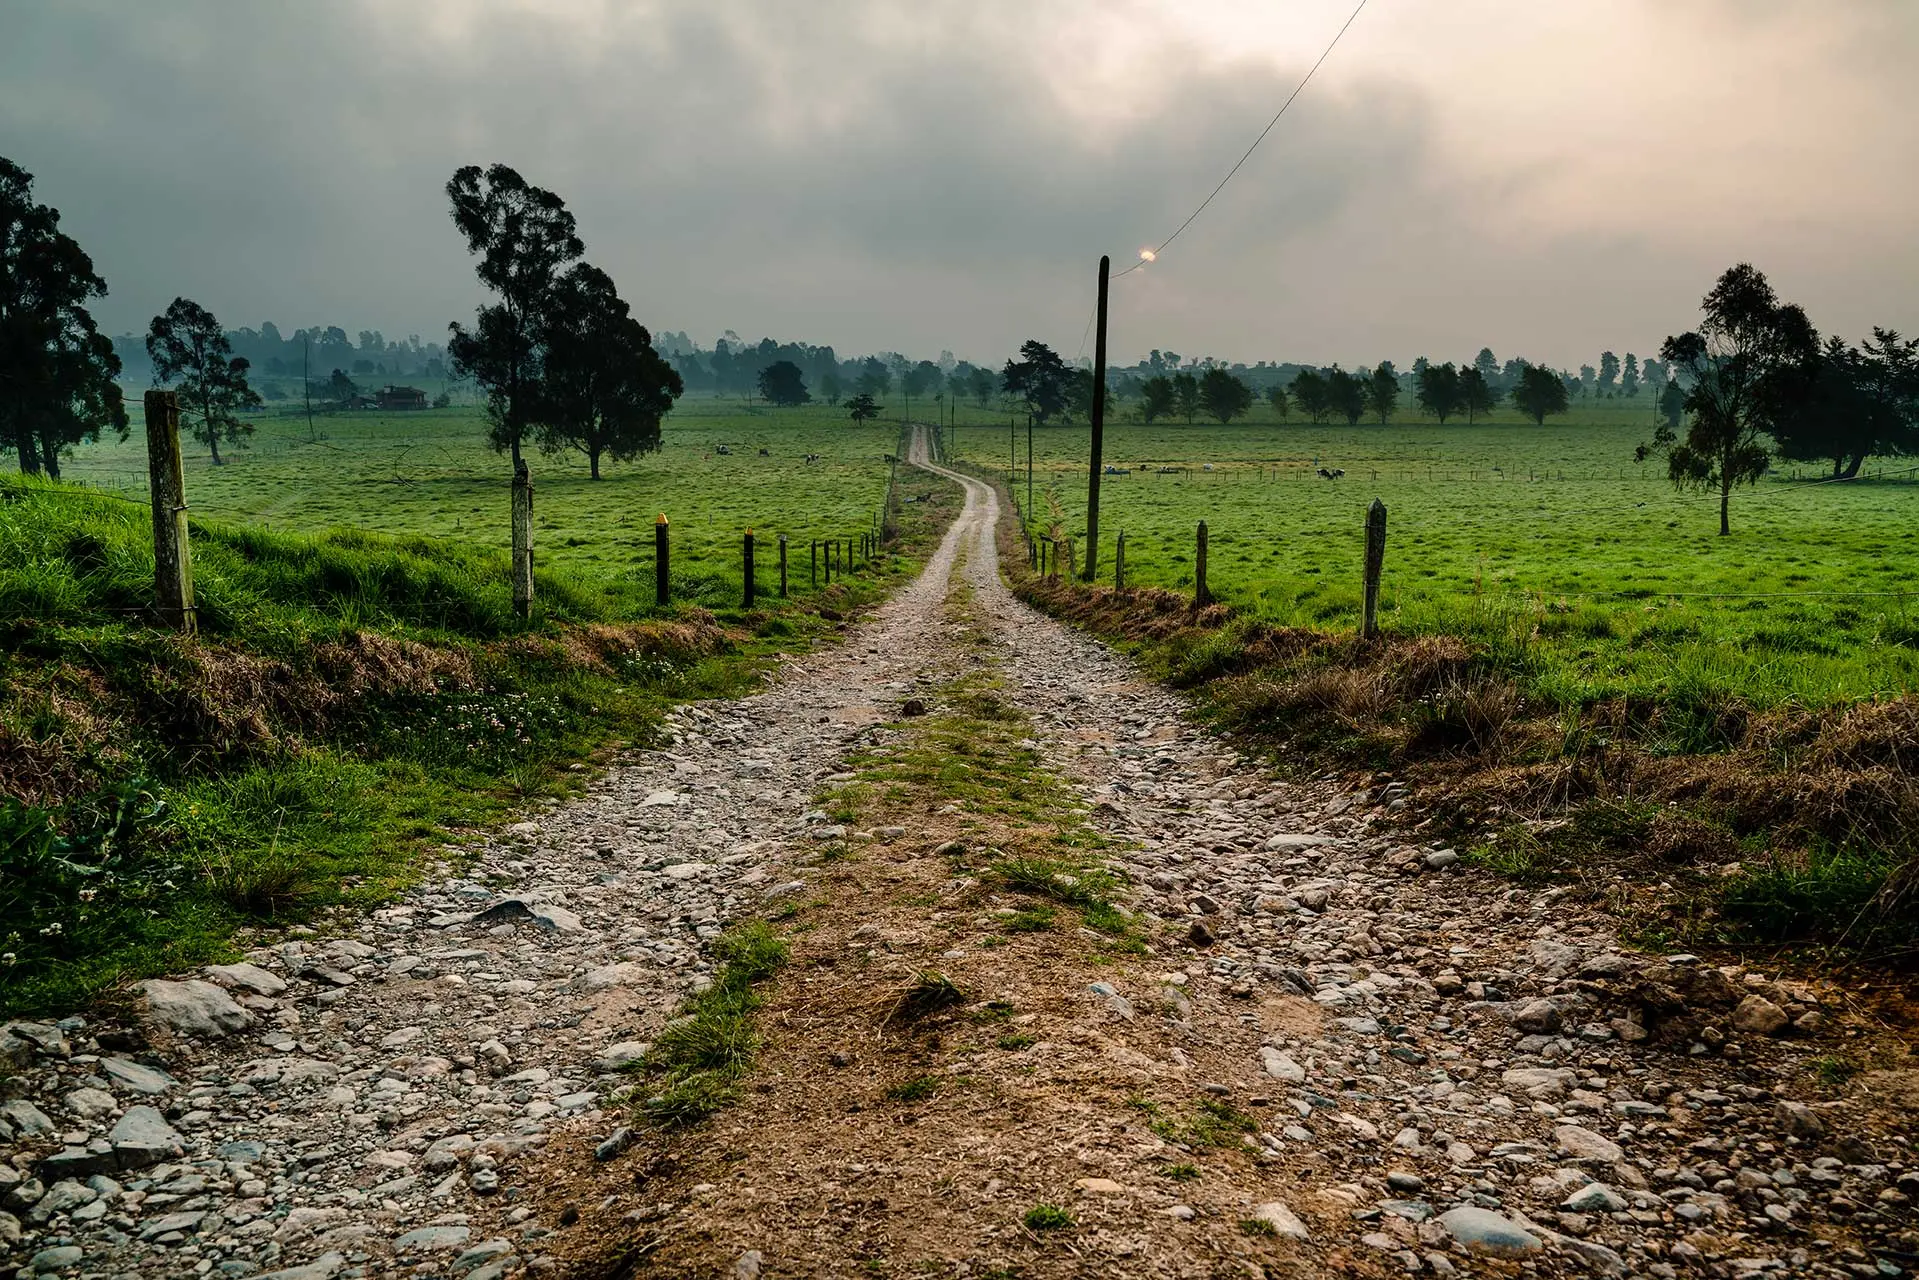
(1065, 537), (1076, 581)
(1363, 498), (1387, 640)
(1194, 520), (1210, 607)
(811, 539), (819, 588)
(743, 529), (756, 608)
(654, 514), (670, 606)
(1114, 530), (1126, 592)
(779, 534), (788, 598)
(143, 390), (195, 633)
(511, 458), (534, 619)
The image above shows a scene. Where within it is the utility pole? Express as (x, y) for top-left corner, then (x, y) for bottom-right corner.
(1082, 254), (1110, 581)
(302, 337), (315, 443)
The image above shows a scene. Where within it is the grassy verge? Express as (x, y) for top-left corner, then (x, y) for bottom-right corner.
(628, 922), (789, 1127)
(0, 464), (957, 1015)
(983, 469), (1919, 967)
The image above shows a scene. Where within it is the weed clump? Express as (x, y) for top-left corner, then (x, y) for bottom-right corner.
(633, 922), (789, 1128)
(1023, 1204), (1073, 1232)
(887, 970), (968, 1024)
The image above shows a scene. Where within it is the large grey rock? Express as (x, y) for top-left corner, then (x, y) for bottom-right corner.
(27, 1245), (83, 1273)
(1775, 1100), (1826, 1140)
(1554, 1124), (1623, 1164)
(108, 1105), (184, 1169)
(101, 1057), (175, 1095)
(1507, 998), (1562, 1034)
(206, 961), (287, 996)
(1732, 994), (1789, 1035)
(1560, 1182), (1628, 1213)
(253, 1252), (346, 1280)
(1437, 1206), (1542, 1259)
(25, 1179), (96, 1224)
(139, 978), (254, 1037)
(593, 1040), (650, 1072)
(473, 898), (585, 933)
(395, 1224), (471, 1251)
(1501, 1067), (1575, 1098)
(61, 1086), (117, 1120)
(0, 1098), (55, 1137)
(1260, 1047), (1306, 1082)
(1250, 1201), (1311, 1241)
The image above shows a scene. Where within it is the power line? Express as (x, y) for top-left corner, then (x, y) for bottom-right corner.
(1114, 0), (1371, 281)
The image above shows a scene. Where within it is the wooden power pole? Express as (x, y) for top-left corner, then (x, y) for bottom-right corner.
(143, 390), (195, 633)
(511, 459), (534, 619)
(1082, 254), (1110, 581)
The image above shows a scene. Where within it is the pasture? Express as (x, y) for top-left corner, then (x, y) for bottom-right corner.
(955, 416), (1919, 710)
(57, 397), (908, 609)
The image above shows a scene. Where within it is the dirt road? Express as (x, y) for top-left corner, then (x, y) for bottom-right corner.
(2, 427), (1909, 1280)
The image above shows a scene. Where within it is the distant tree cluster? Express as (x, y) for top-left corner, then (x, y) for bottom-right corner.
(445, 164), (682, 478)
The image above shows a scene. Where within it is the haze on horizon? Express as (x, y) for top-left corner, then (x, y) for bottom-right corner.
(2, 0), (1913, 370)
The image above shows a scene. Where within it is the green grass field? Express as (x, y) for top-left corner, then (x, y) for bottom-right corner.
(58, 397), (908, 609)
(953, 412), (1919, 710)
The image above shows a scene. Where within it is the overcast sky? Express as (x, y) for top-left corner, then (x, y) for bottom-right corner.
(2, 0), (1913, 369)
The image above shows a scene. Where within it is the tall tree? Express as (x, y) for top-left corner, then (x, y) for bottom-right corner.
(0, 157), (125, 476)
(1327, 367), (1366, 425)
(329, 368), (358, 406)
(1140, 375), (1175, 423)
(1637, 263), (1819, 535)
(146, 298), (260, 466)
(1170, 371), (1201, 423)
(1290, 369), (1330, 424)
(847, 392), (880, 427)
(1657, 376), (1685, 428)
(1001, 340), (1072, 424)
(818, 370), (844, 406)
(1513, 365), (1570, 425)
(1364, 365), (1398, 424)
(1459, 366), (1500, 424)
(1473, 347), (1501, 392)
(1414, 361), (1463, 423)
(1199, 368), (1253, 423)
(1266, 382), (1290, 423)
(444, 163), (584, 468)
(535, 263), (682, 479)
(903, 359), (942, 400)
(1621, 353), (1640, 398)
(756, 359), (810, 408)
(856, 355), (892, 398)
(967, 366), (996, 408)
(1598, 350), (1620, 395)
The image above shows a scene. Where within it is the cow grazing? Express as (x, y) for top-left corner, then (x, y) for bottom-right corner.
(1317, 467), (1346, 479)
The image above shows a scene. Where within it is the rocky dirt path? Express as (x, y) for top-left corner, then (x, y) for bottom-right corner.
(3, 428), (1913, 1280)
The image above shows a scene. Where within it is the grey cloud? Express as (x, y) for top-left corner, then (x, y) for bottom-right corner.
(0, 0), (1430, 362)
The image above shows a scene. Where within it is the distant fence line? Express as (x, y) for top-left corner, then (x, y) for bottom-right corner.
(988, 460), (1916, 628)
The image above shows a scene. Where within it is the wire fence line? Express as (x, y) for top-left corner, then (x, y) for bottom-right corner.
(979, 460), (1919, 615)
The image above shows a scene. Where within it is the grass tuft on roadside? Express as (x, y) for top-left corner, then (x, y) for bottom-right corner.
(631, 921), (790, 1128)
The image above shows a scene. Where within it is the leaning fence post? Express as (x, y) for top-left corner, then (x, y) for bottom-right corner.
(1114, 530), (1126, 593)
(1194, 520), (1211, 607)
(143, 390), (196, 633)
(1363, 498), (1387, 640)
(654, 513), (670, 606)
(779, 534), (788, 598)
(511, 458), (534, 619)
(743, 529), (756, 608)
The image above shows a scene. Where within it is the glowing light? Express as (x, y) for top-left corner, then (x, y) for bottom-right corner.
(1138, 248), (1157, 262)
